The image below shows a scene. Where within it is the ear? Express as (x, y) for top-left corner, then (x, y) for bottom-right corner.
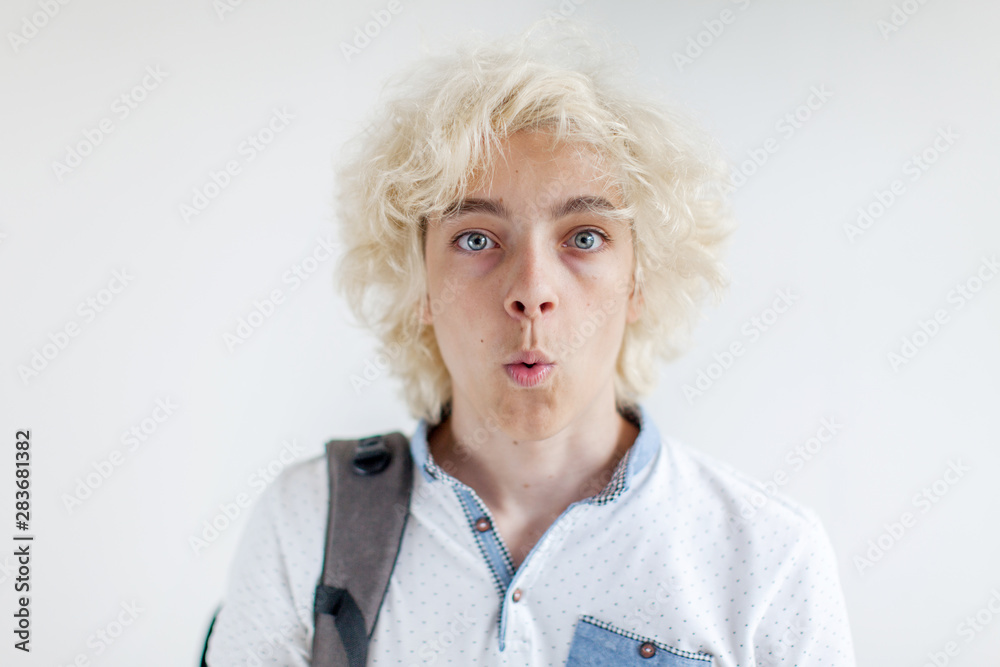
(626, 280), (643, 324)
(625, 271), (646, 324)
(420, 295), (433, 325)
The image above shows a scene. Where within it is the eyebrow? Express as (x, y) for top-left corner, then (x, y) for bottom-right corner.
(440, 195), (622, 225)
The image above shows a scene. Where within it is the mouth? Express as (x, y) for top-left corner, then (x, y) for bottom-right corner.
(504, 361), (555, 388)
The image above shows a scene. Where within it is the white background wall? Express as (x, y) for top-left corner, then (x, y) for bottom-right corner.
(1, 0), (998, 664)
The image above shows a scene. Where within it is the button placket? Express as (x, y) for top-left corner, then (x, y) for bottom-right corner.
(455, 489), (513, 575)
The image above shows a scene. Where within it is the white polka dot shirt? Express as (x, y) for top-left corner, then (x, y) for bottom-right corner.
(206, 403), (856, 666)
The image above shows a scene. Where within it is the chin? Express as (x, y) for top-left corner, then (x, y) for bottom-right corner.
(493, 395), (561, 435)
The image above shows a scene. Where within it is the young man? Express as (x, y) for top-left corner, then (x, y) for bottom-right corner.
(207, 23), (856, 666)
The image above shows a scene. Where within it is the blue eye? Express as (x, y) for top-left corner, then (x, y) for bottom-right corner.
(453, 229), (609, 253)
(572, 230), (607, 250)
(456, 232), (495, 252)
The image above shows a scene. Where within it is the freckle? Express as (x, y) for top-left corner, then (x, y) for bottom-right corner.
(523, 483), (530, 488)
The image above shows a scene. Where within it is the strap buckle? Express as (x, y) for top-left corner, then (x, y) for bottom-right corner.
(352, 436), (392, 476)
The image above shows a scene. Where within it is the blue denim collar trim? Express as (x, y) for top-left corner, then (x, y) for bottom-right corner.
(409, 418), (435, 483)
(408, 402), (661, 493)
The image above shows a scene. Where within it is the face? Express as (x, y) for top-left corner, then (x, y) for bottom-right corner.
(422, 129), (643, 438)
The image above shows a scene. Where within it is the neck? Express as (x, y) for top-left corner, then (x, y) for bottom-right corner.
(426, 389), (640, 520)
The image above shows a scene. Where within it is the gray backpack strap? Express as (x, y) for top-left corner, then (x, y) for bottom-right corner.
(311, 432), (413, 667)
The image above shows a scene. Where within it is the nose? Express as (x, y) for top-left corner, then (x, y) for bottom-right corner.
(503, 239), (558, 321)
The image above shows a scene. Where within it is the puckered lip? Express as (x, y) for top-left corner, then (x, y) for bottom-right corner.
(505, 350), (555, 365)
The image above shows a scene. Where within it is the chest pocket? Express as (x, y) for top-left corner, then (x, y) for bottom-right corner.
(565, 616), (713, 666)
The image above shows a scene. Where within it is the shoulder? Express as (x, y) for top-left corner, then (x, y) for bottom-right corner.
(226, 448), (331, 570)
(209, 451), (331, 664)
(648, 433), (848, 623)
(254, 449), (330, 527)
(224, 449), (332, 617)
(654, 433), (829, 547)
(273, 448), (329, 492)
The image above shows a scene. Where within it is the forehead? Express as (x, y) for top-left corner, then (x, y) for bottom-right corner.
(462, 130), (623, 204)
(479, 130), (615, 183)
(440, 194), (623, 228)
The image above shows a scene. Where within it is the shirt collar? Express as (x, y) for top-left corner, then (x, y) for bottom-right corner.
(408, 402), (661, 503)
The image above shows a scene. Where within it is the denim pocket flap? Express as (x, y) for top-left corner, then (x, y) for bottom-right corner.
(566, 615), (713, 666)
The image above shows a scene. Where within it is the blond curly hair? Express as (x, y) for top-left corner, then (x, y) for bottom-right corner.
(333, 19), (735, 422)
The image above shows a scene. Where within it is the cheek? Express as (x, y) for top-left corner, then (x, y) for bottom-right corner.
(426, 265), (470, 320)
(430, 285), (488, 348)
(577, 286), (630, 350)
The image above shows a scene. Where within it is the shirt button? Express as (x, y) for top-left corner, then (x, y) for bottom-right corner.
(639, 642), (657, 658)
(474, 517), (491, 532)
(511, 588), (523, 602)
